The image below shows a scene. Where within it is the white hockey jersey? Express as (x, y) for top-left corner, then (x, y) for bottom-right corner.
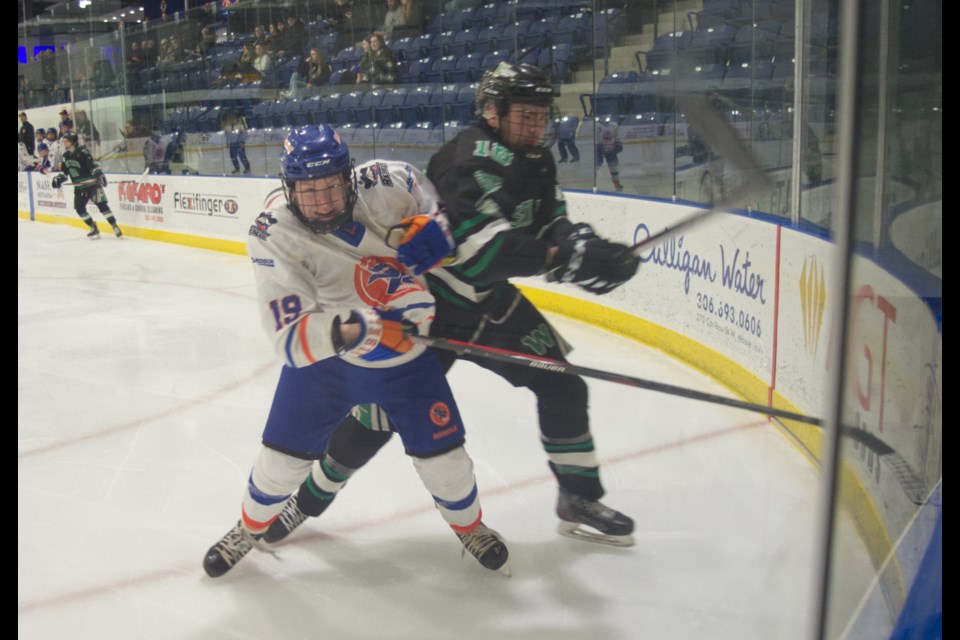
(18, 143), (33, 171)
(247, 159), (443, 370)
(46, 139), (64, 172)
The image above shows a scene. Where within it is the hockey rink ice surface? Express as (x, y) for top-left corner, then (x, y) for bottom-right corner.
(19, 220), (831, 640)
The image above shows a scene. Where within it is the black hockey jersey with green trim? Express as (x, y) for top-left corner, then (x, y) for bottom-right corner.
(425, 123), (571, 312)
(61, 146), (103, 187)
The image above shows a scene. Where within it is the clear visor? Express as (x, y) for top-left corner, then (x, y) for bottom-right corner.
(498, 104), (559, 150)
(290, 174), (352, 231)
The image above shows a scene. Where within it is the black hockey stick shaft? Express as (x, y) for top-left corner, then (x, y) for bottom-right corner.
(410, 334), (821, 426)
(630, 94), (775, 253)
(410, 339), (930, 501)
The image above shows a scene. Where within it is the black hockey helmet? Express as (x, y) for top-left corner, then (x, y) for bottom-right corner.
(474, 62), (556, 118)
(62, 133), (79, 149)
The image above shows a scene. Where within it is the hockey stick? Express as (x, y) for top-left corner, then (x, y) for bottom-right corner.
(629, 94), (775, 253)
(412, 332), (930, 502)
(409, 334), (821, 425)
(411, 334), (932, 502)
(114, 165), (152, 191)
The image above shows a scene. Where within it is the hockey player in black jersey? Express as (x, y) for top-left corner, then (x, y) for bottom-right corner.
(267, 62), (640, 547)
(51, 133), (123, 240)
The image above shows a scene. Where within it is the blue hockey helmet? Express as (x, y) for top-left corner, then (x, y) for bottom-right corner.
(280, 124), (356, 233)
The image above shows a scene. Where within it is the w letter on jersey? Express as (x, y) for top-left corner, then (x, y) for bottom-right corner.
(520, 323), (556, 355)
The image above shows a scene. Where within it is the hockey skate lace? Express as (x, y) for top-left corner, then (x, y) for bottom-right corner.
(276, 495), (308, 532)
(458, 526), (501, 560)
(219, 526), (277, 564)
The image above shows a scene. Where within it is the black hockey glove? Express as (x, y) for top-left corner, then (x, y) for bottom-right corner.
(51, 174), (67, 189)
(98, 174), (108, 188)
(548, 233), (640, 295)
(549, 220), (598, 244)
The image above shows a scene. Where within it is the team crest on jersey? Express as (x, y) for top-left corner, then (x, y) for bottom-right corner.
(354, 256), (424, 307)
(429, 402), (451, 427)
(357, 162), (393, 190)
(249, 212), (278, 240)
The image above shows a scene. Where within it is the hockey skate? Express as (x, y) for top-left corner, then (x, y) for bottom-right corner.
(203, 520), (270, 578)
(456, 522), (510, 574)
(87, 228), (101, 240)
(556, 490), (635, 547)
(112, 224), (123, 239)
(263, 494), (311, 543)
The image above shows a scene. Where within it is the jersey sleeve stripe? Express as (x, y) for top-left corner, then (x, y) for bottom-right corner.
(297, 315), (317, 364)
(458, 234), (505, 278)
(453, 211), (498, 239)
(283, 325), (299, 367)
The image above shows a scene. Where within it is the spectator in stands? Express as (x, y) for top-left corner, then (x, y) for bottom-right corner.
(253, 25), (269, 49)
(158, 35), (187, 69)
(197, 1), (220, 30)
(284, 15), (308, 58)
(328, 0), (355, 52)
(356, 33), (396, 86)
(141, 38), (158, 65)
(91, 59), (116, 88)
(75, 110), (100, 148)
(126, 40), (145, 66)
(19, 112), (35, 155)
(122, 119), (150, 139)
(219, 43), (259, 84)
(195, 26), (217, 57)
(253, 42), (274, 77)
(381, 0), (420, 41)
(288, 48), (333, 98)
(114, 118), (149, 155)
(40, 49), (57, 87)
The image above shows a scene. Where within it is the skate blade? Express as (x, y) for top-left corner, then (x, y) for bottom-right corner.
(557, 521), (635, 548)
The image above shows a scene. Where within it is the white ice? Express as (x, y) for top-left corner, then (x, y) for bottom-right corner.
(19, 219), (823, 640)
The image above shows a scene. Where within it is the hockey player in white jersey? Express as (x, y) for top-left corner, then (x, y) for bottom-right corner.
(203, 124), (509, 577)
(45, 128), (64, 172)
